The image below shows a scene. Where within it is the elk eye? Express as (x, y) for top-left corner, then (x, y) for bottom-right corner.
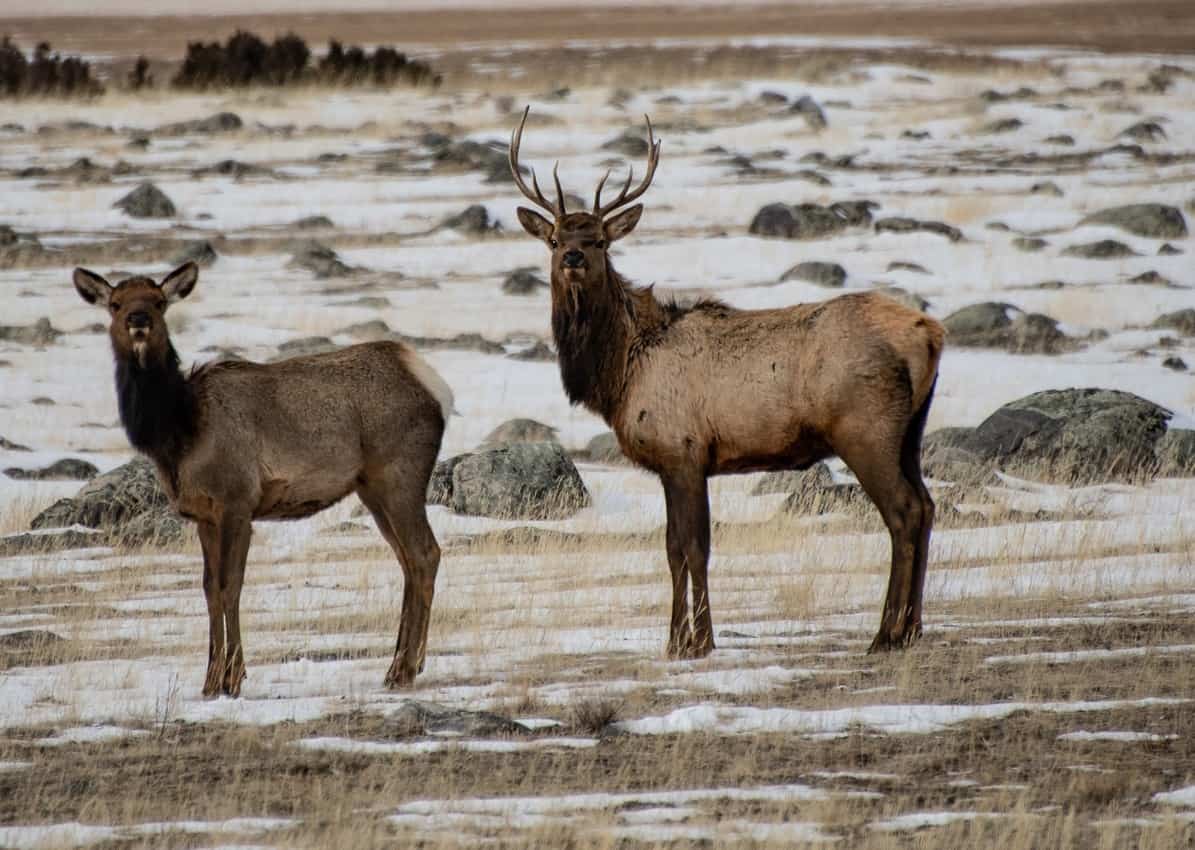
(109, 302), (121, 312)
(549, 239), (558, 249)
(595, 240), (606, 250)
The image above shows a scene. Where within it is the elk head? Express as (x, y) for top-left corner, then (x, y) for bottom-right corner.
(73, 262), (198, 368)
(510, 106), (660, 290)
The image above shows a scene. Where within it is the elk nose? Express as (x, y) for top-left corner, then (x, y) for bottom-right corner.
(127, 311), (151, 330)
(562, 249), (586, 269)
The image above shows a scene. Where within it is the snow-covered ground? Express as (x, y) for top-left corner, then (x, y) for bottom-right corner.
(0, 40), (1193, 848)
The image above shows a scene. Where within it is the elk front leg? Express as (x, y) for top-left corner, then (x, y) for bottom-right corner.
(217, 514), (252, 697)
(662, 471), (715, 660)
(197, 521), (225, 699)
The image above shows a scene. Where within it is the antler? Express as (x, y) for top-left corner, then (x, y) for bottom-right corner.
(509, 106), (567, 217)
(595, 114), (661, 218)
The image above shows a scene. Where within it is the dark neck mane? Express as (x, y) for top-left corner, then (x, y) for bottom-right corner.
(551, 260), (670, 421)
(114, 340), (197, 479)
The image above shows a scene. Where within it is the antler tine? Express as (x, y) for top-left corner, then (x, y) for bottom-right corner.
(597, 113), (661, 218)
(508, 105), (558, 216)
(592, 168), (612, 214)
(552, 161), (567, 215)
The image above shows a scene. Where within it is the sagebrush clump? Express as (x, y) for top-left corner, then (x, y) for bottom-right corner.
(0, 37), (104, 98)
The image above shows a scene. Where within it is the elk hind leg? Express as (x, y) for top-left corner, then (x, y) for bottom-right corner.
(358, 478), (440, 689)
(217, 513), (252, 697)
(838, 434), (925, 652)
(197, 521), (225, 699)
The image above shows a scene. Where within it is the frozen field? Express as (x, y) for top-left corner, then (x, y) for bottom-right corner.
(0, 35), (1194, 849)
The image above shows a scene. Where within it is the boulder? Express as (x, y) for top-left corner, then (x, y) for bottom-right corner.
(601, 129), (650, 157)
(113, 182), (176, 218)
(502, 267), (548, 295)
(293, 215), (335, 230)
(1079, 204), (1187, 239)
(441, 204), (498, 234)
(920, 428), (997, 485)
(1062, 240), (1137, 259)
(0, 528), (105, 557)
(171, 240), (218, 268)
(1013, 237), (1048, 252)
(287, 241), (357, 278)
(584, 432), (627, 465)
(478, 418), (560, 450)
(779, 261), (846, 288)
(875, 217), (962, 242)
(1031, 181), (1064, 197)
(1151, 309), (1195, 336)
(272, 336), (338, 361)
(30, 456), (183, 546)
(387, 700), (527, 737)
(0, 317), (61, 346)
(448, 443), (590, 520)
(954, 389), (1172, 483)
(4, 458), (98, 481)
(1119, 121), (1165, 142)
(942, 302), (1075, 354)
(155, 112), (243, 136)
(507, 340), (555, 361)
(1156, 430), (1195, 478)
(748, 201), (875, 240)
(887, 261), (929, 275)
(751, 463), (869, 516)
(873, 287), (929, 312)
(791, 95), (827, 131)
(0, 436), (32, 451)
(981, 117), (1023, 134)
(426, 455), (465, 507)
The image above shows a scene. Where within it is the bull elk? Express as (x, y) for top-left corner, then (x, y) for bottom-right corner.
(73, 262), (452, 697)
(509, 107), (945, 657)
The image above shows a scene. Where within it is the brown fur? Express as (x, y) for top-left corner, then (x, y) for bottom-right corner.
(511, 111), (945, 658)
(73, 263), (449, 697)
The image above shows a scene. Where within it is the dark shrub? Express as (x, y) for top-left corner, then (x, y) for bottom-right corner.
(0, 36), (104, 98)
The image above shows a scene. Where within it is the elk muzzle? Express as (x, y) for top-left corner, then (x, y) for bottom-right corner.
(562, 249), (586, 269)
(126, 310), (152, 365)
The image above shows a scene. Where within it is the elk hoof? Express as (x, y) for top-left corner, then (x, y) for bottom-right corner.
(202, 664), (224, 699)
(384, 664), (416, 690)
(222, 666), (246, 698)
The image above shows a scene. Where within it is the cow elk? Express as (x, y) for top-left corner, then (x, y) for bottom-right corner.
(73, 262), (452, 697)
(509, 107), (945, 658)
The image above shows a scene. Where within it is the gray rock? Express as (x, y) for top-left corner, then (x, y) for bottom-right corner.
(287, 241), (357, 278)
(293, 215), (335, 230)
(442, 204), (498, 234)
(981, 117), (1023, 134)
(4, 458), (98, 481)
(113, 182), (176, 218)
(1162, 356), (1187, 372)
(748, 201), (875, 240)
(426, 455), (465, 507)
(779, 261), (846, 288)
(756, 463), (869, 516)
(943, 303), (1074, 354)
(1045, 134), (1075, 145)
(1013, 237), (1048, 252)
(1031, 181), (1064, 197)
(1128, 271), (1172, 286)
(1151, 309), (1195, 336)
(873, 287), (929, 312)
(155, 112), (243, 136)
(0, 317), (61, 346)
(1062, 240), (1137, 259)
(450, 443), (590, 520)
(30, 456), (182, 546)
(502, 267), (548, 295)
(507, 340), (555, 361)
(875, 217), (962, 242)
(1158, 243), (1183, 256)
(791, 95), (827, 131)
(759, 90), (788, 105)
(430, 139), (513, 183)
(478, 418), (559, 450)
(0, 629), (65, 650)
(0, 436), (32, 451)
(601, 129), (650, 157)
(0, 528), (105, 556)
(171, 240), (218, 268)
(387, 700), (527, 737)
(584, 432), (627, 465)
(1119, 121), (1165, 142)
(1157, 430), (1195, 477)
(1079, 204), (1188, 239)
(887, 261), (929, 274)
(921, 430), (997, 485)
(956, 388), (1172, 483)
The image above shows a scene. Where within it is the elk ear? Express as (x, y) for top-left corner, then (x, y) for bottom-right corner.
(73, 268), (112, 308)
(517, 207), (555, 245)
(159, 261), (199, 303)
(603, 204), (643, 243)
